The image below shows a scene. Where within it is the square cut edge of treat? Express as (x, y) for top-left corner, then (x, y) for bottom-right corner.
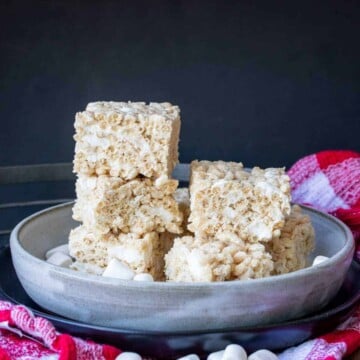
(69, 226), (169, 281)
(72, 174), (183, 236)
(165, 235), (274, 282)
(188, 160), (291, 243)
(73, 101), (181, 180)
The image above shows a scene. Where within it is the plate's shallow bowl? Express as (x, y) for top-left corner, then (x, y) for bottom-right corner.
(10, 202), (354, 332)
(2, 246), (360, 359)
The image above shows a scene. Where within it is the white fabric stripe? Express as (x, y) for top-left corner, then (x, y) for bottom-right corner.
(292, 172), (349, 212)
(288, 154), (319, 191)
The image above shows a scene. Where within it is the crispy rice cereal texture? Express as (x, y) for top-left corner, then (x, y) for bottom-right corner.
(165, 235), (274, 282)
(155, 188), (192, 249)
(174, 187), (192, 235)
(69, 226), (109, 268)
(188, 160), (291, 243)
(69, 226), (168, 280)
(72, 175), (183, 235)
(73, 101), (181, 180)
(268, 205), (315, 275)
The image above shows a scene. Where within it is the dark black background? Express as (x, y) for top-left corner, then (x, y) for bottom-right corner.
(1, 0), (359, 169)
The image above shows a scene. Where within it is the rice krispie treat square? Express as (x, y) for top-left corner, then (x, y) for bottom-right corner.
(73, 101), (181, 180)
(267, 205), (315, 275)
(69, 226), (168, 280)
(73, 175), (183, 235)
(188, 160), (291, 243)
(165, 235), (273, 282)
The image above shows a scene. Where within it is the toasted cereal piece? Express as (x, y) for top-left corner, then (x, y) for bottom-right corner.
(188, 160), (291, 243)
(73, 175), (183, 235)
(157, 188), (192, 249)
(174, 187), (193, 234)
(73, 101), (180, 180)
(68, 226), (168, 280)
(267, 205), (315, 275)
(69, 226), (109, 268)
(165, 235), (273, 282)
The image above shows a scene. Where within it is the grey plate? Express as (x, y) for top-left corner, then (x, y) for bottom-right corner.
(10, 200), (354, 332)
(1, 246), (359, 359)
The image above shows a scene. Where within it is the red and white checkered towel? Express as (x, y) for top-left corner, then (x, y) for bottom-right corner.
(288, 150), (360, 258)
(0, 150), (359, 360)
(0, 301), (121, 360)
(278, 150), (360, 360)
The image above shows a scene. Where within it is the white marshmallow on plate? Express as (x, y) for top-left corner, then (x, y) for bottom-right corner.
(46, 252), (73, 268)
(248, 349), (278, 360)
(102, 258), (135, 280)
(115, 352), (142, 360)
(133, 273), (154, 282)
(45, 244), (70, 260)
(177, 354), (200, 360)
(312, 255), (329, 266)
(222, 344), (247, 359)
(207, 350), (225, 360)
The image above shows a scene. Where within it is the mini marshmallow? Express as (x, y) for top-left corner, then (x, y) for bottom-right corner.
(45, 244), (70, 260)
(102, 259), (135, 280)
(46, 252), (73, 268)
(312, 255), (329, 266)
(248, 349), (278, 360)
(133, 273), (154, 282)
(222, 344), (247, 360)
(177, 355), (200, 360)
(115, 352), (142, 360)
(207, 350), (224, 360)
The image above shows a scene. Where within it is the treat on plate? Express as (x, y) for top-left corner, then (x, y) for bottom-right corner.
(73, 101), (181, 180)
(165, 160), (314, 282)
(69, 226), (169, 280)
(70, 101), (183, 279)
(267, 205), (315, 275)
(188, 160), (291, 243)
(72, 175), (183, 235)
(68, 101), (314, 283)
(165, 235), (274, 282)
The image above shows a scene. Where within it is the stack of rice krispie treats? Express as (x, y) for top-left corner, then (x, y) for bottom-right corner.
(69, 101), (184, 280)
(67, 101), (314, 283)
(165, 161), (315, 282)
